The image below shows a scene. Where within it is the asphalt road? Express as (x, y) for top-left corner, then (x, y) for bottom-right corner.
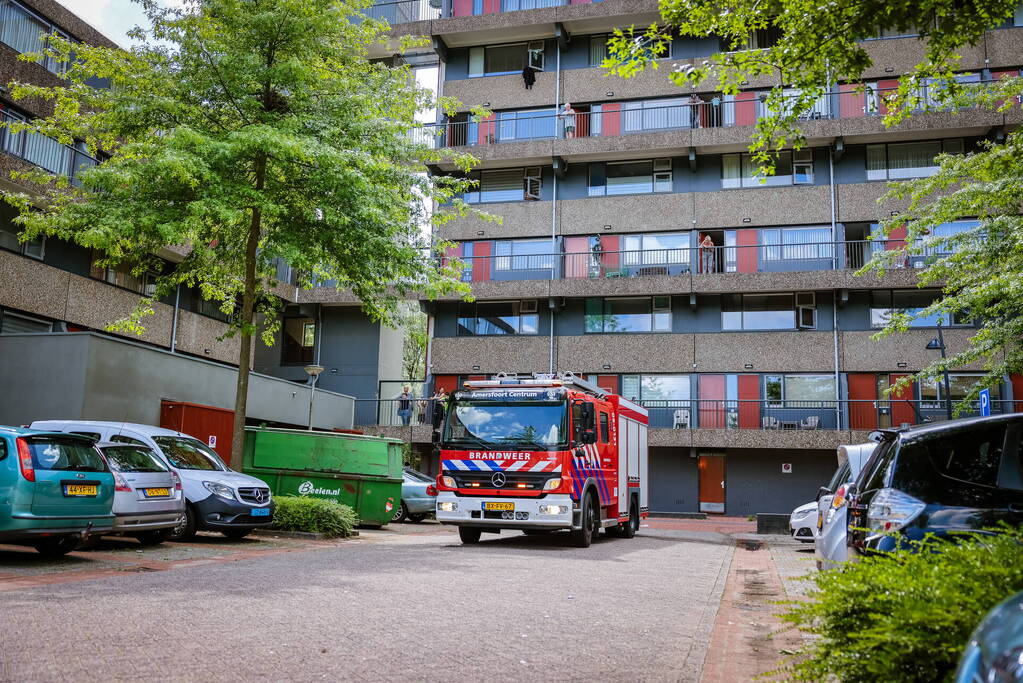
(0, 524), (736, 682)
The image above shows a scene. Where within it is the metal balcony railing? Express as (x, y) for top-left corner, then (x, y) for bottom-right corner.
(350, 398), (1018, 432)
(365, 0), (441, 23)
(0, 110), (99, 187)
(444, 240), (928, 283)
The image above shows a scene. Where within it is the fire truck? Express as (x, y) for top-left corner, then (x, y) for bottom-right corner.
(433, 372), (648, 547)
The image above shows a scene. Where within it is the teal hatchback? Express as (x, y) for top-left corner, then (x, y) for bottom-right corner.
(0, 427), (115, 556)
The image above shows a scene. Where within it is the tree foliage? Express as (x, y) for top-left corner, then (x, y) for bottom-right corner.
(400, 304), (428, 381)
(602, 0), (1023, 406)
(1, 0), (480, 465)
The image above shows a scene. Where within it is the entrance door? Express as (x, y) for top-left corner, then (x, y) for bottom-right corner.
(848, 373), (878, 430)
(699, 374), (726, 428)
(698, 454), (725, 514)
(888, 373), (916, 427)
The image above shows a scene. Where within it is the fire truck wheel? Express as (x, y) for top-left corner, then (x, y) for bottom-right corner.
(458, 527), (482, 544)
(570, 492), (597, 548)
(621, 500), (639, 539)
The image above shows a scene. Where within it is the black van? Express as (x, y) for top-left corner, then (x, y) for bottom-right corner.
(847, 415), (1023, 556)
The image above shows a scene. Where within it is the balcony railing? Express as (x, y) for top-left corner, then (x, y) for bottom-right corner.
(0, 110), (99, 186)
(445, 240), (934, 283)
(351, 398), (1017, 433)
(365, 0), (441, 23)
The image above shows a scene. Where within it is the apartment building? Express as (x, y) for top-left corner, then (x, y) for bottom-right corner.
(374, 0), (1023, 515)
(0, 0), (401, 432)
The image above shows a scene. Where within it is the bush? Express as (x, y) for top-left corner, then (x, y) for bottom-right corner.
(775, 528), (1023, 682)
(270, 496), (358, 538)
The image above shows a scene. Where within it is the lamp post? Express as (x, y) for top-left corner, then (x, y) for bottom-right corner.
(925, 322), (953, 421)
(303, 364), (324, 430)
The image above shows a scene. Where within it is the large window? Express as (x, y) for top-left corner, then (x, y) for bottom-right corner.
(721, 150), (813, 188)
(0, 309), (52, 334)
(494, 239), (555, 271)
(585, 296), (671, 333)
(464, 168), (541, 203)
(0, 0), (72, 74)
(281, 316), (316, 365)
(468, 41), (544, 77)
(458, 300), (538, 336)
(869, 290), (973, 328)
(621, 374), (690, 402)
(589, 31), (672, 67)
(761, 226), (833, 261)
(622, 232), (690, 267)
(493, 109), (556, 142)
(866, 139), (963, 181)
(920, 374), (1000, 409)
(0, 204), (43, 259)
(89, 250), (157, 296)
(622, 98), (692, 132)
(722, 293), (817, 330)
(588, 159), (672, 196)
(765, 374), (836, 407)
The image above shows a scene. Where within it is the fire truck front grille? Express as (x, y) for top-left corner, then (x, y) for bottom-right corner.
(448, 471), (556, 491)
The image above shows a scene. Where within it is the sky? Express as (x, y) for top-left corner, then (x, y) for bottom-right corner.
(54, 0), (186, 47)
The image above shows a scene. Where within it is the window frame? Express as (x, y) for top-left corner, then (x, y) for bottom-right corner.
(865, 138), (964, 181)
(457, 300), (540, 337)
(585, 296), (672, 334)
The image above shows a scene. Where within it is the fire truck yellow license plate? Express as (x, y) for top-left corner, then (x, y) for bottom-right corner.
(484, 502), (515, 511)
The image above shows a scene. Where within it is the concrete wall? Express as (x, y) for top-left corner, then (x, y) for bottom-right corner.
(0, 333), (355, 430)
(723, 448), (837, 516)
(648, 447), (700, 513)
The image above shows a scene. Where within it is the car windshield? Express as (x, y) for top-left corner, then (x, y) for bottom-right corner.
(444, 401), (567, 448)
(153, 436), (225, 471)
(25, 437), (107, 472)
(102, 446), (168, 473)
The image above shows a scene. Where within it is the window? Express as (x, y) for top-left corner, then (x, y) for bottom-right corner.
(0, 0), (73, 74)
(0, 204), (44, 258)
(494, 239), (555, 271)
(0, 309), (51, 334)
(588, 159), (672, 196)
(110, 434), (147, 446)
(282, 317), (316, 364)
(921, 220), (978, 257)
(465, 168), (540, 203)
(588, 34), (609, 66)
(197, 297), (232, 323)
(924, 425), (1007, 488)
(585, 297), (671, 333)
(764, 375), (836, 407)
(869, 290), (973, 328)
(919, 73), (981, 110)
(591, 30), (672, 66)
(90, 251), (157, 296)
(1016, 4), (1023, 26)
(866, 139), (963, 181)
(622, 232), (690, 267)
(490, 109), (556, 142)
(599, 411), (609, 443)
(621, 374), (690, 402)
(468, 41), (544, 78)
(761, 227), (833, 261)
(622, 98), (692, 132)
(919, 375), (1000, 409)
(721, 151), (811, 188)
(458, 301), (539, 336)
(722, 293), (808, 330)
(103, 446), (168, 473)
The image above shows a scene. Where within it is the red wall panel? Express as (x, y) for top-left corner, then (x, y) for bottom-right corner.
(839, 82), (865, 118)
(471, 240), (492, 281)
(737, 374), (760, 430)
(600, 103), (621, 137)
(735, 229), (758, 273)
(734, 91), (758, 126)
(847, 373), (878, 430)
(699, 375), (726, 429)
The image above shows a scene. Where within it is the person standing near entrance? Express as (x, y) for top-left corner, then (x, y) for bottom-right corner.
(397, 385), (413, 426)
(700, 233), (716, 273)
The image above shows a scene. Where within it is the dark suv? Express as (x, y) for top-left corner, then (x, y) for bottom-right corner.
(847, 415), (1023, 556)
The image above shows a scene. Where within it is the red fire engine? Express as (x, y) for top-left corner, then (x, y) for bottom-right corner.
(433, 372), (648, 547)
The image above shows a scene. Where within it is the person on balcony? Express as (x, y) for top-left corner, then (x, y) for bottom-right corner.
(687, 93), (703, 129)
(560, 102), (577, 138)
(700, 234), (716, 273)
(589, 235), (603, 278)
(397, 385), (413, 426)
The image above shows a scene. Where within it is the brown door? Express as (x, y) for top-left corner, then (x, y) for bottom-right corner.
(698, 454), (726, 514)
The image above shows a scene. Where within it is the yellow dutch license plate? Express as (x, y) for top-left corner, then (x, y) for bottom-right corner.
(145, 488), (170, 498)
(484, 502), (515, 512)
(64, 484), (97, 497)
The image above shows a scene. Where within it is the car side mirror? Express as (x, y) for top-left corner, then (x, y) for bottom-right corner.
(581, 430), (597, 445)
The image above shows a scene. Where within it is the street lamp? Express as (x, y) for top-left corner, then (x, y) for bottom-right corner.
(303, 364), (324, 430)
(925, 322), (953, 421)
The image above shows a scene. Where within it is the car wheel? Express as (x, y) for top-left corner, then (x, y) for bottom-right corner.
(134, 529), (171, 546)
(221, 528), (251, 541)
(620, 500), (639, 539)
(33, 535), (79, 557)
(458, 527), (482, 544)
(167, 506), (197, 542)
(407, 513), (427, 523)
(391, 501), (408, 524)
(570, 493), (597, 548)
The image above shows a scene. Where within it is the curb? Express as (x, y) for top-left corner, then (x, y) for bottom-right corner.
(251, 529), (358, 541)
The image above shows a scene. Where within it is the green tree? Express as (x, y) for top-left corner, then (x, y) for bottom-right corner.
(2, 0), (480, 467)
(603, 1), (1023, 406)
(400, 304), (428, 381)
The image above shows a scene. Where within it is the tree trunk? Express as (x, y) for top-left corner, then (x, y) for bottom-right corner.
(229, 153), (267, 470)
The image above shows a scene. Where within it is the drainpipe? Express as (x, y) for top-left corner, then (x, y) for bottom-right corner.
(548, 38), (562, 374)
(169, 283), (181, 353)
(830, 145), (841, 430)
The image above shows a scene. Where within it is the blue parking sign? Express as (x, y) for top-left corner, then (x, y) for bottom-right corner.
(979, 388), (991, 416)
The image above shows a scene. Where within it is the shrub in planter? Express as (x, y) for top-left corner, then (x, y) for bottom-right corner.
(270, 496), (358, 537)
(775, 528), (1023, 682)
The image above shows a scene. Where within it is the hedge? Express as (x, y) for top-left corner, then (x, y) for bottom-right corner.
(774, 527), (1023, 682)
(270, 496), (358, 538)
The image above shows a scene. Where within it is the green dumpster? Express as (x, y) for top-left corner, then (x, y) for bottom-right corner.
(242, 427), (404, 527)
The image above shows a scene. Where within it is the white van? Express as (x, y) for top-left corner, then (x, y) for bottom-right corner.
(31, 421), (274, 541)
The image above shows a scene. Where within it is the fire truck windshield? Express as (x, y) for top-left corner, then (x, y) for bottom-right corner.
(443, 401), (568, 449)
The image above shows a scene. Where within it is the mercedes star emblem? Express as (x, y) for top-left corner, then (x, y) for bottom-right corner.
(491, 472), (507, 488)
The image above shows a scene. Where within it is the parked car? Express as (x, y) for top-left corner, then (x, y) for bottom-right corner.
(0, 426), (115, 556)
(789, 501), (818, 542)
(92, 442), (186, 546)
(847, 415), (1023, 558)
(815, 442), (876, 571)
(955, 590), (1023, 683)
(391, 467), (437, 523)
(31, 421), (274, 541)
